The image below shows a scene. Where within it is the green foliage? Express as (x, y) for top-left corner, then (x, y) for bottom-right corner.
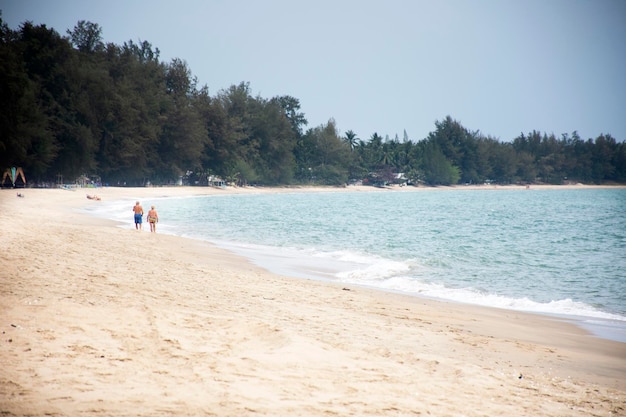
(271, 95), (307, 137)
(421, 142), (461, 185)
(1, 17), (624, 187)
(297, 120), (351, 185)
(425, 116), (480, 184)
(67, 20), (103, 53)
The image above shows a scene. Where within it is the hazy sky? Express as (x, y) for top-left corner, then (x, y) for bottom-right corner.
(2, 0), (625, 142)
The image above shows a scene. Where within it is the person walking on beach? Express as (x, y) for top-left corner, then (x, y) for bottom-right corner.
(147, 205), (159, 233)
(133, 201), (144, 230)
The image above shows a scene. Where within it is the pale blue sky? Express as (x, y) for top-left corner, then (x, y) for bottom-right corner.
(2, 0), (625, 142)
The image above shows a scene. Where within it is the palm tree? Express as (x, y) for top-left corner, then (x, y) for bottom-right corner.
(343, 130), (359, 151)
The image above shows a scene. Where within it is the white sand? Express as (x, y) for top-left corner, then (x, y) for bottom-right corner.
(1, 185), (624, 416)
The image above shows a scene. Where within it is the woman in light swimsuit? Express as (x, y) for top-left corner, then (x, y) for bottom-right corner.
(147, 205), (159, 233)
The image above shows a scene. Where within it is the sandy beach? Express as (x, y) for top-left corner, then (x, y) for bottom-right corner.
(1, 184), (624, 416)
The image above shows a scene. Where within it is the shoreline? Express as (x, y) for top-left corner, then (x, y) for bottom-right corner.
(1, 186), (625, 416)
(85, 183), (626, 342)
(207, 237), (626, 343)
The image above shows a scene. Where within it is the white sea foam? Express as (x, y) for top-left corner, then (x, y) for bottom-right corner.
(341, 273), (626, 322)
(313, 250), (411, 281)
(218, 242), (626, 324)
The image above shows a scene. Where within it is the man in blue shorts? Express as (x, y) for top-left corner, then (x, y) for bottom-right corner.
(133, 201), (144, 230)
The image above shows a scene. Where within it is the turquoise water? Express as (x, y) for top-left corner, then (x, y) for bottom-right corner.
(89, 188), (626, 341)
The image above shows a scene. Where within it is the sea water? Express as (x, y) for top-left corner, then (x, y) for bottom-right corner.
(86, 188), (626, 342)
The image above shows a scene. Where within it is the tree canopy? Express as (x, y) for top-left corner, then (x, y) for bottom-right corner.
(1, 17), (624, 187)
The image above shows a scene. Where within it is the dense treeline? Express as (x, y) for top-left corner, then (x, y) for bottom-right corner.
(1, 17), (625, 187)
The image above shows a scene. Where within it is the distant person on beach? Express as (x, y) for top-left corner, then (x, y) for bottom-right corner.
(147, 205), (159, 233)
(133, 201), (144, 230)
